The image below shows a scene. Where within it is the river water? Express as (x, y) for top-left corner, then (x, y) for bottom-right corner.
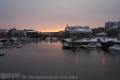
(0, 41), (120, 80)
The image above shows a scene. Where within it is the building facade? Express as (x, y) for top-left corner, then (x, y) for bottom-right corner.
(105, 21), (120, 38)
(64, 25), (92, 39)
(105, 21), (120, 30)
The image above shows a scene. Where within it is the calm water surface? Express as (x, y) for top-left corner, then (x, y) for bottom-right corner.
(0, 41), (120, 80)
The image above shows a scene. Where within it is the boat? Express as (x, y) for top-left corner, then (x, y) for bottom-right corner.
(108, 45), (120, 54)
(87, 43), (101, 48)
(14, 43), (23, 48)
(0, 43), (3, 49)
(16, 43), (23, 48)
(62, 42), (70, 49)
(0, 50), (4, 56)
(100, 41), (120, 50)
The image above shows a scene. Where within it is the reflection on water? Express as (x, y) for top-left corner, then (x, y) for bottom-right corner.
(0, 41), (120, 80)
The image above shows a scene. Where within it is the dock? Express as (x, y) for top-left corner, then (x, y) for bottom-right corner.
(62, 37), (120, 49)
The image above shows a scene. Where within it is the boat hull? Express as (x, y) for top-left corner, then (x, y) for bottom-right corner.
(108, 45), (120, 54)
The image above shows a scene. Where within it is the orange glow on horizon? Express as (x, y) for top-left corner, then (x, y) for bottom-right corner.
(0, 20), (104, 32)
(36, 26), (64, 32)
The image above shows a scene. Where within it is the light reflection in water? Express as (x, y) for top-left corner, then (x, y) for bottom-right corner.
(0, 41), (120, 80)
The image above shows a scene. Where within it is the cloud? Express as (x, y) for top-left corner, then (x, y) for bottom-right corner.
(0, 0), (120, 31)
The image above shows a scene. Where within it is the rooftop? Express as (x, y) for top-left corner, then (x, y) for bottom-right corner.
(65, 25), (92, 33)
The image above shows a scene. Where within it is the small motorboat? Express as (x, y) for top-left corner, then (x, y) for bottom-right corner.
(0, 50), (4, 56)
(0, 43), (3, 49)
(108, 45), (120, 54)
(80, 45), (88, 48)
(14, 43), (23, 48)
(87, 43), (101, 48)
(16, 44), (23, 48)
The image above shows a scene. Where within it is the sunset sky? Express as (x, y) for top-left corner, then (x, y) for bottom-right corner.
(0, 0), (120, 32)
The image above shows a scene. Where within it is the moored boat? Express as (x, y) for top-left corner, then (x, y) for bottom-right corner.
(108, 45), (120, 54)
(14, 43), (23, 48)
(87, 43), (101, 48)
(0, 50), (4, 56)
(16, 43), (23, 48)
(0, 43), (3, 49)
(100, 41), (120, 50)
